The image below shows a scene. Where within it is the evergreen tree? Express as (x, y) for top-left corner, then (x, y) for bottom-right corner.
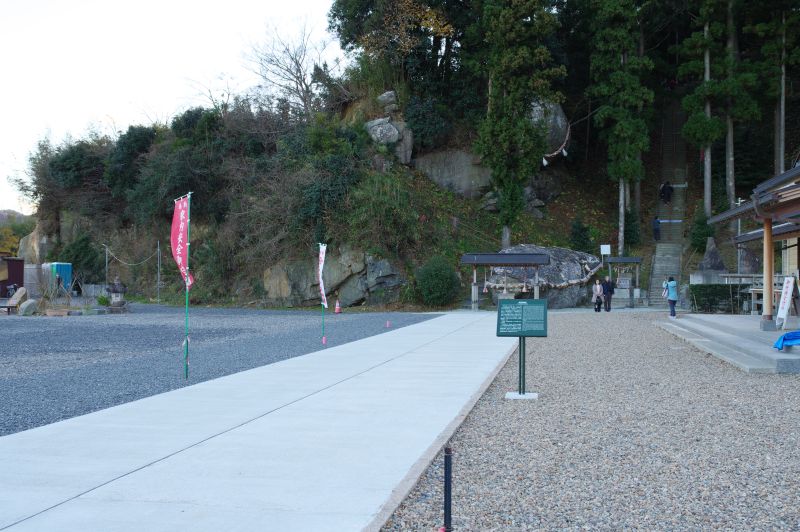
(588, 0), (653, 256)
(679, 0), (725, 217)
(746, 1), (800, 177)
(475, 0), (564, 249)
(720, 0), (759, 209)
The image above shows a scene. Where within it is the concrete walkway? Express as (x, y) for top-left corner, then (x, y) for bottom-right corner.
(657, 313), (800, 373)
(0, 312), (516, 531)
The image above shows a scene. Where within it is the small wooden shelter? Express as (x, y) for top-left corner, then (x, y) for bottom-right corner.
(708, 164), (800, 329)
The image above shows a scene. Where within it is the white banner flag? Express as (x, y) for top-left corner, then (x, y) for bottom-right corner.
(318, 243), (328, 308)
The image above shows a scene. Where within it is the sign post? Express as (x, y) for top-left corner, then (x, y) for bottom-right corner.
(497, 299), (547, 400)
(776, 276), (797, 330)
(600, 244), (611, 279)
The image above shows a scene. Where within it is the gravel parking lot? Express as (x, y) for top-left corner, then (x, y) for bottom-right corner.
(384, 311), (800, 530)
(0, 304), (434, 436)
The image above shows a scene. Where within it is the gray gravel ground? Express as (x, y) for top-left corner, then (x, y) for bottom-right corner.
(383, 311), (800, 531)
(0, 304), (434, 436)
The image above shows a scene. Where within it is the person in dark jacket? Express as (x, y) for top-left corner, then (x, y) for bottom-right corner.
(664, 181), (673, 204)
(652, 216), (661, 241)
(601, 276), (615, 312)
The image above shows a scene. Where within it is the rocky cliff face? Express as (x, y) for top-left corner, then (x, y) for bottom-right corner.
(413, 149), (492, 199)
(262, 246), (405, 307)
(362, 91), (568, 213)
(18, 224), (52, 264)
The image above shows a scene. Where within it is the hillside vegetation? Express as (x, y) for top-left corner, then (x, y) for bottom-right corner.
(11, 0), (800, 305)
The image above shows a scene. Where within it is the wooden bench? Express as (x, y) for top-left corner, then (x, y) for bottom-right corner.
(0, 286), (27, 315)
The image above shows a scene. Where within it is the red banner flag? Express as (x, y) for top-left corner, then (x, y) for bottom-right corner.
(318, 243), (328, 308)
(171, 196), (194, 289)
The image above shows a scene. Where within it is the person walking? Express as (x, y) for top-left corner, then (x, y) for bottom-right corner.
(663, 276), (678, 318)
(664, 181), (673, 204)
(592, 279), (604, 312)
(652, 216), (661, 241)
(601, 275), (615, 312)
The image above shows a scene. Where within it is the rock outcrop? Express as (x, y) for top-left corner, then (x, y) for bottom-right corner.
(415, 149), (492, 199)
(364, 91), (414, 165)
(262, 246), (404, 307)
(740, 246), (761, 274)
(18, 224), (52, 264)
(486, 244), (602, 308)
(698, 237), (727, 271)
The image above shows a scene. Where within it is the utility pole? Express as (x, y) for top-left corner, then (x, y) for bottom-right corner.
(736, 197), (743, 275)
(103, 244), (109, 289)
(157, 240), (161, 304)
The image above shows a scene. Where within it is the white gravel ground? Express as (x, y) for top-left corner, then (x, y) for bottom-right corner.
(383, 311), (800, 531)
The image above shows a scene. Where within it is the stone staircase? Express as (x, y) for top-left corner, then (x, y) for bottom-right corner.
(649, 243), (682, 306)
(648, 101), (688, 307)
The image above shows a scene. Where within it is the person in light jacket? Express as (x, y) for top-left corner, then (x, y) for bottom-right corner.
(663, 276), (678, 318)
(592, 279), (604, 312)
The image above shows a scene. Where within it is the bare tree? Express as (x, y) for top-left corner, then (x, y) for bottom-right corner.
(250, 26), (325, 120)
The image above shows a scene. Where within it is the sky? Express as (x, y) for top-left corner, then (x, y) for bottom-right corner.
(0, 0), (340, 214)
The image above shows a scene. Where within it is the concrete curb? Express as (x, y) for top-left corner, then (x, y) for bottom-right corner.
(364, 340), (517, 532)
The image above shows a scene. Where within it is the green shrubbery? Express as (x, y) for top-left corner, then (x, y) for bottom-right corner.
(690, 203), (715, 252)
(624, 207), (641, 250)
(416, 256), (460, 307)
(57, 234), (104, 284)
(404, 96), (450, 150)
(345, 171), (419, 257)
(689, 284), (749, 313)
(569, 218), (594, 253)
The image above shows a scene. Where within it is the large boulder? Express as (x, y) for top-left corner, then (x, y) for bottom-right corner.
(19, 299), (37, 316)
(740, 246), (761, 274)
(376, 91), (397, 106)
(365, 118), (400, 144)
(413, 149), (492, 199)
(531, 101), (569, 154)
(261, 247), (404, 307)
(365, 256), (404, 304)
(698, 237), (727, 271)
(487, 244), (602, 309)
(18, 224), (52, 265)
(393, 120), (413, 165)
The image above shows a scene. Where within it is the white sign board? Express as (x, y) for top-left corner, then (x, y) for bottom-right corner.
(600, 244), (611, 256)
(776, 276), (796, 330)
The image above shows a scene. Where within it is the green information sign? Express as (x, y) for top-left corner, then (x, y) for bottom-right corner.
(496, 299), (548, 337)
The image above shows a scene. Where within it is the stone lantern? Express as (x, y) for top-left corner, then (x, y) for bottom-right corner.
(107, 275), (127, 310)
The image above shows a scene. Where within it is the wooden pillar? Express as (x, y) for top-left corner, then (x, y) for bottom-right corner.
(762, 217), (775, 328)
(534, 267), (540, 300)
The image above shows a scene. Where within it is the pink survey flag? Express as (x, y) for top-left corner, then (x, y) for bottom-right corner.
(171, 196), (195, 289)
(318, 243), (328, 308)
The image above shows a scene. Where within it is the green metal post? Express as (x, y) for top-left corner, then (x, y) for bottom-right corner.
(184, 193), (191, 380)
(519, 337), (526, 395)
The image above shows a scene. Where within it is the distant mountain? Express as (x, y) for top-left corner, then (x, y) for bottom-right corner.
(0, 210), (31, 224)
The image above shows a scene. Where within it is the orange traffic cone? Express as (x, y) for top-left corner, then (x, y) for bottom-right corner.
(335, 299), (342, 314)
